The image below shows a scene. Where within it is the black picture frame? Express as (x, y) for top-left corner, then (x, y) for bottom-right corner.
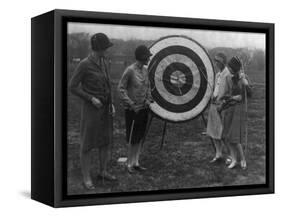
(31, 9), (274, 207)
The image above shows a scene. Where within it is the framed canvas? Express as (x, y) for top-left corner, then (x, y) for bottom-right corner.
(31, 9), (274, 207)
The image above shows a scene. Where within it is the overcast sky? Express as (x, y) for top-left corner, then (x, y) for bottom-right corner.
(68, 22), (265, 50)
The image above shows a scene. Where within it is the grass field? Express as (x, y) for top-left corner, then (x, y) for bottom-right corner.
(67, 61), (266, 195)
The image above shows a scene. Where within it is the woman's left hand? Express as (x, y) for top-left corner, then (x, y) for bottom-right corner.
(232, 95), (242, 101)
(240, 73), (249, 86)
(145, 99), (154, 107)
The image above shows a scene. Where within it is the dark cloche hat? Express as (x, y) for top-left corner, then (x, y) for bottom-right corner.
(91, 33), (113, 51)
(214, 52), (227, 65)
(135, 45), (152, 61)
(228, 56), (242, 73)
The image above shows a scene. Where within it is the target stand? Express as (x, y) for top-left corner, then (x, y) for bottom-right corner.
(141, 110), (209, 151)
(142, 35), (215, 151)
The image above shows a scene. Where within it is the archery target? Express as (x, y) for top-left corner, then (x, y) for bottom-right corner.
(148, 35), (215, 122)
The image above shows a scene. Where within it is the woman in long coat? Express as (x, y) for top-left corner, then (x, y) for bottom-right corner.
(69, 33), (116, 190)
(220, 56), (252, 169)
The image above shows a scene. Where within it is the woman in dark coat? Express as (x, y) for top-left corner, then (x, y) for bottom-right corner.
(220, 56), (252, 169)
(69, 33), (116, 190)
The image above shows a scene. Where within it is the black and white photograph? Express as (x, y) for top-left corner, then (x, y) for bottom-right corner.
(66, 22), (267, 196)
(1, 0), (280, 213)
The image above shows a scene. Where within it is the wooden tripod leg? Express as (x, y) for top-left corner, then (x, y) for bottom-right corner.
(201, 113), (207, 127)
(159, 121), (167, 151)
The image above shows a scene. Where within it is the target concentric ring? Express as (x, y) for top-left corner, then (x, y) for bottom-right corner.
(154, 54), (201, 105)
(148, 35), (215, 122)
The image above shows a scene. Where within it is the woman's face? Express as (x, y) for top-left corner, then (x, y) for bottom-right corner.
(95, 49), (108, 58)
(229, 66), (240, 77)
(140, 56), (151, 66)
(215, 60), (224, 72)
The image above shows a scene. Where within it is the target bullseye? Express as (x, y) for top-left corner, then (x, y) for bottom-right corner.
(170, 71), (186, 88)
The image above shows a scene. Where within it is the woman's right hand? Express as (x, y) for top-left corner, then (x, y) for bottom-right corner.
(130, 104), (140, 113)
(91, 97), (103, 108)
